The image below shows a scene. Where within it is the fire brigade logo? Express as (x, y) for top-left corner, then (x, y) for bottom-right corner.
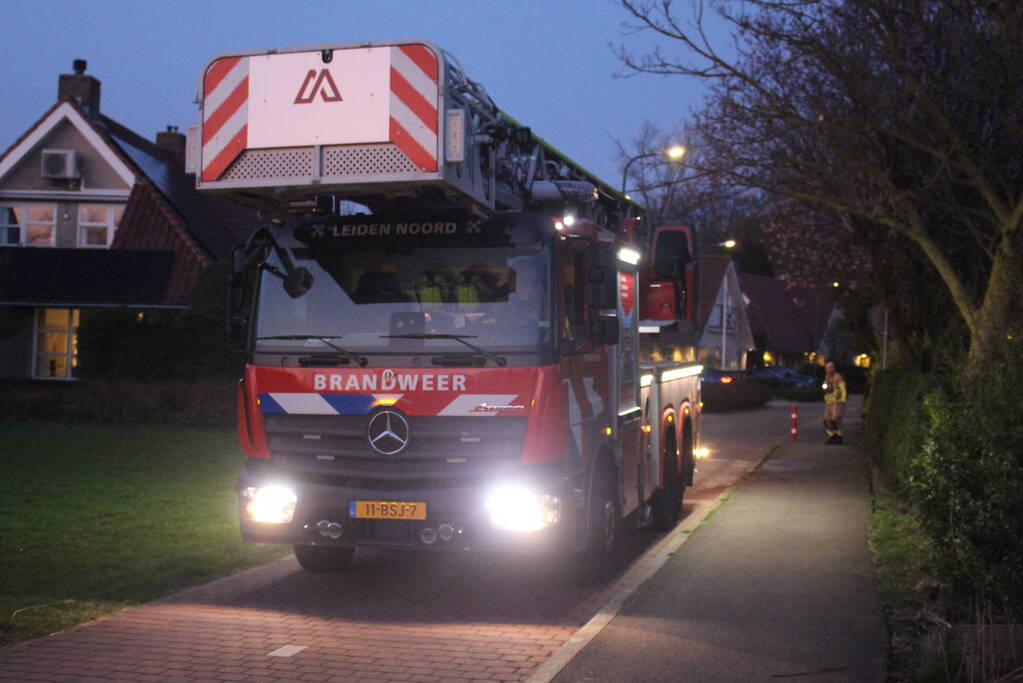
(367, 408), (410, 455)
(294, 69), (343, 104)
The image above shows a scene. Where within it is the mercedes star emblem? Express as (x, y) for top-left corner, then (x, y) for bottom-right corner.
(367, 409), (410, 455)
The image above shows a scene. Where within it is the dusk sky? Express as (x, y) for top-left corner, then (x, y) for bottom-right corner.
(2, 0), (731, 189)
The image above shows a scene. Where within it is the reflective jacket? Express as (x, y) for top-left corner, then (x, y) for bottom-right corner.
(823, 373), (847, 404)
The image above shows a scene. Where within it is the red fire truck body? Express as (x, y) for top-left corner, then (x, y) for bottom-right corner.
(190, 40), (701, 580)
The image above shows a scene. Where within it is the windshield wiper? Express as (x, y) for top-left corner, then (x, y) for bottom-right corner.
(258, 335), (368, 367)
(381, 333), (507, 367)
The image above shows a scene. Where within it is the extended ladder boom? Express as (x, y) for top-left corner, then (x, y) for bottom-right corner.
(188, 39), (626, 224)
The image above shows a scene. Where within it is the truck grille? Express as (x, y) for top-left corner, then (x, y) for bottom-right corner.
(262, 414), (528, 488)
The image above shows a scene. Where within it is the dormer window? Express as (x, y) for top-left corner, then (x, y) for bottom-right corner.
(0, 203), (56, 247)
(78, 204), (123, 248)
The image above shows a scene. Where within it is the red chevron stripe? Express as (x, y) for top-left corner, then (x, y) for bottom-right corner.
(389, 118), (436, 172)
(202, 124), (247, 181)
(204, 57), (241, 97)
(398, 44), (438, 81)
(202, 76), (249, 145)
(389, 68), (437, 134)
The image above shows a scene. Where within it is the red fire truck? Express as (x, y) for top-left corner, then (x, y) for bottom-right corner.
(189, 40), (702, 582)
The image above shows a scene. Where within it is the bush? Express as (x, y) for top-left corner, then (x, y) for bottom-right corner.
(0, 379), (235, 428)
(908, 341), (1023, 613)
(77, 261), (243, 382)
(864, 369), (938, 490)
(701, 379), (771, 412)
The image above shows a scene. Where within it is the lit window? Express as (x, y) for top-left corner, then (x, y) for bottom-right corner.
(0, 203), (56, 247)
(78, 204), (124, 248)
(34, 308), (79, 380)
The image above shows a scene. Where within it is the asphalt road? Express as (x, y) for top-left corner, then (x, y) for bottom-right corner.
(0, 398), (868, 682)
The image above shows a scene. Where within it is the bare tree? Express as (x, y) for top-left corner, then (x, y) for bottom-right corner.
(616, 0), (1023, 365)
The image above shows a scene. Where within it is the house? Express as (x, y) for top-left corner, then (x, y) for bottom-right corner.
(737, 273), (851, 368)
(788, 283), (849, 364)
(0, 60), (256, 380)
(696, 255), (754, 369)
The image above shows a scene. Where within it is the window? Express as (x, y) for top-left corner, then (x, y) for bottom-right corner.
(0, 203), (56, 246)
(34, 308), (79, 380)
(78, 204), (124, 248)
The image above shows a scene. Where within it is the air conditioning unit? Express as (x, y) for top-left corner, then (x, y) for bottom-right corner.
(41, 149), (79, 179)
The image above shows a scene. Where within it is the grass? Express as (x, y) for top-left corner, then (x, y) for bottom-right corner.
(869, 481), (940, 680)
(0, 421), (287, 647)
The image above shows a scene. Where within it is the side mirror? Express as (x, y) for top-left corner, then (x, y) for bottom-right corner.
(283, 266), (313, 299)
(588, 316), (619, 345)
(228, 314), (249, 351)
(587, 242), (617, 311)
(229, 245), (247, 313)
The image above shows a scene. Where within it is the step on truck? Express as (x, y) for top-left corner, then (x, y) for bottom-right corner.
(188, 39), (702, 582)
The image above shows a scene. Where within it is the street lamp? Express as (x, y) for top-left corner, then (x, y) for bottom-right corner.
(621, 145), (686, 194)
(718, 240), (737, 368)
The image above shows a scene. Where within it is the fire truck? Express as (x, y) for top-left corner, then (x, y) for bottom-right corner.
(188, 40), (702, 582)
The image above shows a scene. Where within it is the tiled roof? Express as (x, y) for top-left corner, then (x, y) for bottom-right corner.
(111, 179), (206, 307)
(96, 113), (249, 259)
(738, 272), (812, 353)
(787, 284), (838, 350)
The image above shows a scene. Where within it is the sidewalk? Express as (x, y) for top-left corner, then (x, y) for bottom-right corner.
(550, 405), (887, 681)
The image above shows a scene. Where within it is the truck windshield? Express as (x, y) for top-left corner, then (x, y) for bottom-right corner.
(253, 213), (554, 357)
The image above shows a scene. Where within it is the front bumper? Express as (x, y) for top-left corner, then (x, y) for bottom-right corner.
(236, 464), (583, 553)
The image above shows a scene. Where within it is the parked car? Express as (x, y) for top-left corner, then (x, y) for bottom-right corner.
(700, 367), (739, 384)
(746, 365), (819, 389)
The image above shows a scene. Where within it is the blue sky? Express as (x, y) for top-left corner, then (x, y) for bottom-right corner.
(1, 0), (729, 187)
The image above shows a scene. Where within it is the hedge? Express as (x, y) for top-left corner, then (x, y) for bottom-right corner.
(867, 339), (1023, 614)
(864, 370), (938, 491)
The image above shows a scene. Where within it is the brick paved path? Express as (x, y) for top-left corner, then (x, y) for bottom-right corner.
(0, 403), (791, 682)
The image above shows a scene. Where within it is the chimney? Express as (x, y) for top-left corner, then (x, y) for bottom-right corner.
(58, 59), (101, 114)
(156, 125), (187, 168)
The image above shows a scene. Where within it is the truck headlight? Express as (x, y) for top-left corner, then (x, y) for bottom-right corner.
(485, 485), (560, 532)
(242, 485), (297, 524)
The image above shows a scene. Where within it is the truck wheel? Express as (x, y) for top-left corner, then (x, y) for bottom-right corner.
(293, 544), (355, 573)
(564, 463), (619, 585)
(651, 436), (681, 531)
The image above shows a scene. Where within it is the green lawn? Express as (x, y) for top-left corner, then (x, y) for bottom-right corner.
(0, 421), (287, 646)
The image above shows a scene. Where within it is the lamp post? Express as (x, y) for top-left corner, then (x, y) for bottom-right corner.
(621, 145), (686, 194)
(717, 240), (736, 368)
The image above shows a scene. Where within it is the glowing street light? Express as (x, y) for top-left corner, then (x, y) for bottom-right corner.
(621, 145), (687, 193)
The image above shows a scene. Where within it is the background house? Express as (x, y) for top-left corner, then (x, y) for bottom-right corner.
(0, 60), (256, 380)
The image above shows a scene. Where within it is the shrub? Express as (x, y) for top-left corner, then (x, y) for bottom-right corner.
(0, 379), (235, 428)
(77, 261), (244, 382)
(908, 340), (1023, 613)
(864, 369), (937, 490)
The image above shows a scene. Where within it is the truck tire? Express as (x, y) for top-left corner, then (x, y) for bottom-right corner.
(564, 462), (620, 585)
(293, 544), (355, 573)
(651, 433), (682, 531)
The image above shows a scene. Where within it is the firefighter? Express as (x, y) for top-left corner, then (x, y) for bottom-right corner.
(823, 361), (847, 444)
(416, 267), (453, 308)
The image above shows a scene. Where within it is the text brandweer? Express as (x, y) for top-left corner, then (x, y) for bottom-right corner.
(313, 373), (467, 392)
